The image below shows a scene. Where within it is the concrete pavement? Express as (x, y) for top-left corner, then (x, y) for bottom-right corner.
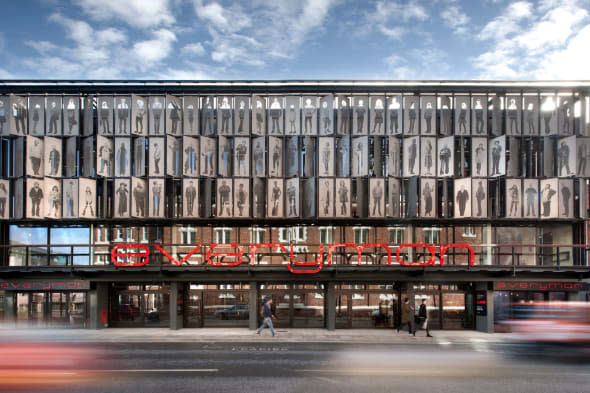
(0, 326), (508, 344)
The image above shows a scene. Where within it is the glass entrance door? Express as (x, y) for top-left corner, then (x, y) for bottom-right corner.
(335, 294), (351, 328)
(111, 292), (143, 326)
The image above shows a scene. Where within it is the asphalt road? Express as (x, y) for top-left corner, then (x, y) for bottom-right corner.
(3, 341), (590, 393)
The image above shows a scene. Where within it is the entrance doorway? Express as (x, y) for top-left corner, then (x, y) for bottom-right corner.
(412, 284), (474, 330)
(14, 292), (87, 327)
(335, 284), (399, 329)
(259, 284), (325, 328)
(110, 284), (170, 327)
(184, 283), (250, 328)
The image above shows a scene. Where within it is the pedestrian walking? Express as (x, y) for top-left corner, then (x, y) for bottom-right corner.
(397, 298), (414, 335)
(417, 299), (433, 337)
(256, 297), (277, 337)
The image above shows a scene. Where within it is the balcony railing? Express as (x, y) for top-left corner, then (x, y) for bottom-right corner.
(1, 243), (589, 270)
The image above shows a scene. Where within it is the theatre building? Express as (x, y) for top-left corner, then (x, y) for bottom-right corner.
(1, 80), (589, 332)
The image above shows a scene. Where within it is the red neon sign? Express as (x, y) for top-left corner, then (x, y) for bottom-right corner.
(111, 243), (475, 272)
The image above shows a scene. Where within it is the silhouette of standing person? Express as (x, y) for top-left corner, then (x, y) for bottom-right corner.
(339, 99), (350, 134)
(287, 181), (297, 216)
(271, 181), (281, 216)
(135, 99), (145, 134)
(66, 98), (77, 134)
(116, 182), (128, 216)
(0, 183), (7, 218)
(355, 100), (365, 134)
(48, 100), (59, 134)
(152, 98), (163, 134)
(491, 140), (502, 175)
(237, 100), (245, 133)
(237, 183), (246, 216)
(474, 98), (484, 134)
(475, 181), (485, 216)
(542, 97), (554, 134)
(372, 181), (383, 216)
(169, 99), (181, 134)
(338, 181), (348, 215)
(408, 102), (416, 134)
(321, 100), (331, 134)
(256, 99), (265, 134)
(475, 143), (484, 176)
(439, 144), (451, 175)
(100, 100), (110, 134)
(408, 138), (417, 175)
(526, 102), (535, 134)
(372, 99), (383, 134)
(541, 183), (556, 217)
(218, 180), (231, 216)
(508, 184), (519, 216)
(152, 181), (162, 216)
(270, 97), (282, 134)
(133, 182), (146, 217)
(422, 182), (433, 216)
(117, 143), (128, 175)
(322, 180), (331, 216)
(558, 141), (571, 176)
(389, 97), (400, 134)
(578, 143), (588, 175)
(29, 182), (43, 217)
(304, 99), (314, 134)
(203, 97), (214, 135)
(456, 185), (469, 216)
(153, 143), (161, 175)
(424, 140), (433, 175)
(424, 102), (433, 134)
(117, 98), (129, 134)
(525, 185), (537, 216)
(561, 185), (571, 216)
(185, 181), (197, 216)
(218, 97), (231, 134)
(508, 98), (518, 133)
(82, 186), (94, 217)
(458, 102), (467, 133)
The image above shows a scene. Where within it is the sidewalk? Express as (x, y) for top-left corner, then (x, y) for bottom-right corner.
(0, 327), (508, 345)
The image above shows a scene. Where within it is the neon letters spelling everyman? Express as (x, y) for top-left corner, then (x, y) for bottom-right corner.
(111, 243), (475, 274)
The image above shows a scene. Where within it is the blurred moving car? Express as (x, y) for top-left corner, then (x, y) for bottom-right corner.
(501, 301), (590, 359)
(214, 305), (248, 320)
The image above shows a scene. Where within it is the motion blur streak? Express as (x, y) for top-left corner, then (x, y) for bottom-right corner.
(0, 341), (107, 390)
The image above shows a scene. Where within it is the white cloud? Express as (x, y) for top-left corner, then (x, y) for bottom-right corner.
(132, 29), (177, 69)
(441, 5), (470, 35)
(75, 0), (175, 29)
(365, 0), (428, 40)
(23, 12), (180, 78)
(192, 0), (339, 67)
(477, 1), (533, 41)
(473, 1), (590, 79)
(181, 42), (206, 56)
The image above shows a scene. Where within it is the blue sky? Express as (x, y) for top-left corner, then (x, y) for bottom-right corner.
(1, 0), (589, 80)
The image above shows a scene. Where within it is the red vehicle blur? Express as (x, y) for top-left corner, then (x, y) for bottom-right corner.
(501, 301), (590, 359)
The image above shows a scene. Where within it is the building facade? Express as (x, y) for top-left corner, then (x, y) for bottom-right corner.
(0, 81), (589, 332)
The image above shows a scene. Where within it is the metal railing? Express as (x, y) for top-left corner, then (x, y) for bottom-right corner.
(0, 242), (589, 270)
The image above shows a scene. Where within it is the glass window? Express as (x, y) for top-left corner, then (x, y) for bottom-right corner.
(353, 227), (370, 244)
(389, 227), (405, 244)
(180, 226), (197, 245)
(250, 227), (265, 244)
(9, 226), (48, 266)
(215, 228), (231, 243)
(319, 227), (334, 244)
(424, 228), (441, 244)
(462, 226), (476, 238)
(50, 227), (90, 266)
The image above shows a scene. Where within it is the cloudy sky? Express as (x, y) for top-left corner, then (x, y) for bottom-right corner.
(1, 0), (589, 80)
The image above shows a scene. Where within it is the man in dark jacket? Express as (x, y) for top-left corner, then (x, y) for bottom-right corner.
(397, 298), (414, 335)
(256, 298), (277, 337)
(417, 299), (433, 337)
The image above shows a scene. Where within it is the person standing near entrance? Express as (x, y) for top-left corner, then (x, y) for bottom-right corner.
(417, 299), (433, 337)
(397, 298), (414, 335)
(256, 297), (277, 337)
